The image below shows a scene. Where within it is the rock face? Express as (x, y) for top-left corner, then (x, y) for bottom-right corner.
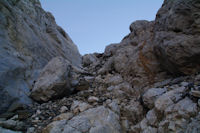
(0, 0), (81, 114)
(154, 0), (200, 75)
(94, 20), (168, 91)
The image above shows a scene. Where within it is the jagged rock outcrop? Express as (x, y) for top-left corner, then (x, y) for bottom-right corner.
(0, 0), (81, 114)
(154, 0), (200, 75)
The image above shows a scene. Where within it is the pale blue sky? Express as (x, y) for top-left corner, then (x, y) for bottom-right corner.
(40, 0), (164, 55)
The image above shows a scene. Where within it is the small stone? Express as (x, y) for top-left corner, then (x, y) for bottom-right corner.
(191, 90), (200, 98)
(146, 109), (158, 126)
(88, 96), (99, 103)
(143, 126), (158, 133)
(140, 118), (148, 130)
(10, 115), (19, 120)
(53, 113), (73, 121)
(36, 110), (41, 115)
(60, 106), (68, 113)
(181, 82), (189, 87)
(71, 101), (92, 114)
(121, 119), (129, 130)
(32, 117), (40, 123)
(106, 99), (112, 104)
(107, 86), (114, 91)
(27, 127), (35, 133)
(130, 124), (141, 133)
(198, 99), (200, 107)
(105, 74), (123, 86)
(143, 88), (167, 109)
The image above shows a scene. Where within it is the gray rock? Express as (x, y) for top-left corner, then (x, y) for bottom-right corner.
(142, 126), (157, 133)
(30, 57), (72, 102)
(60, 106), (68, 113)
(0, 127), (22, 133)
(165, 97), (197, 118)
(98, 57), (114, 75)
(186, 114), (200, 133)
(140, 118), (148, 131)
(0, 119), (26, 131)
(109, 20), (167, 90)
(26, 127), (35, 133)
(121, 119), (130, 131)
(191, 90), (200, 98)
(107, 86), (114, 91)
(146, 109), (158, 126)
(88, 96), (99, 103)
(44, 106), (121, 133)
(143, 88), (167, 109)
(53, 113), (73, 121)
(43, 120), (67, 133)
(121, 100), (144, 124)
(71, 101), (92, 114)
(155, 87), (187, 112)
(104, 43), (119, 57)
(130, 20), (150, 35)
(105, 74), (123, 86)
(108, 100), (120, 114)
(154, 0), (200, 75)
(0, 0), (81, 114)
(82, 54), (98, 67)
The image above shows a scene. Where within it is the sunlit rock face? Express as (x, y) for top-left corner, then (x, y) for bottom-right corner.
(0, 0), (81, 114)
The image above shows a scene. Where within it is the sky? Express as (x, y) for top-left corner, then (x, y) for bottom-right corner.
(40, 0), (164, 55)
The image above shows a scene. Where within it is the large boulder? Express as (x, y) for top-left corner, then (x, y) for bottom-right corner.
(30, 57), (72, 102)
(0, 0), (81, 114)
(43, 106), (121, 133)
(154, 0), (200, 75)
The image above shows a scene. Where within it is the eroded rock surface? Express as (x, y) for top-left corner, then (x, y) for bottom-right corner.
(154, 0), (200, 75)
(0, 0), (81, 114)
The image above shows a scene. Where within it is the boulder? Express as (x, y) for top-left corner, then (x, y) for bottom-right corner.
(154, 0), (200, 75)
(30, 57), (72, 102)
(43, 106), (121, 133)
(155, 87), (187, 112)
(82, 54), (98, 67)
(121, 100), (144, 124)
(0, 0), (81, 114)
(142, 88), (167, 109)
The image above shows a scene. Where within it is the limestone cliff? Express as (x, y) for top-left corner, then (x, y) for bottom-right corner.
(0, 0), (81, 114)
